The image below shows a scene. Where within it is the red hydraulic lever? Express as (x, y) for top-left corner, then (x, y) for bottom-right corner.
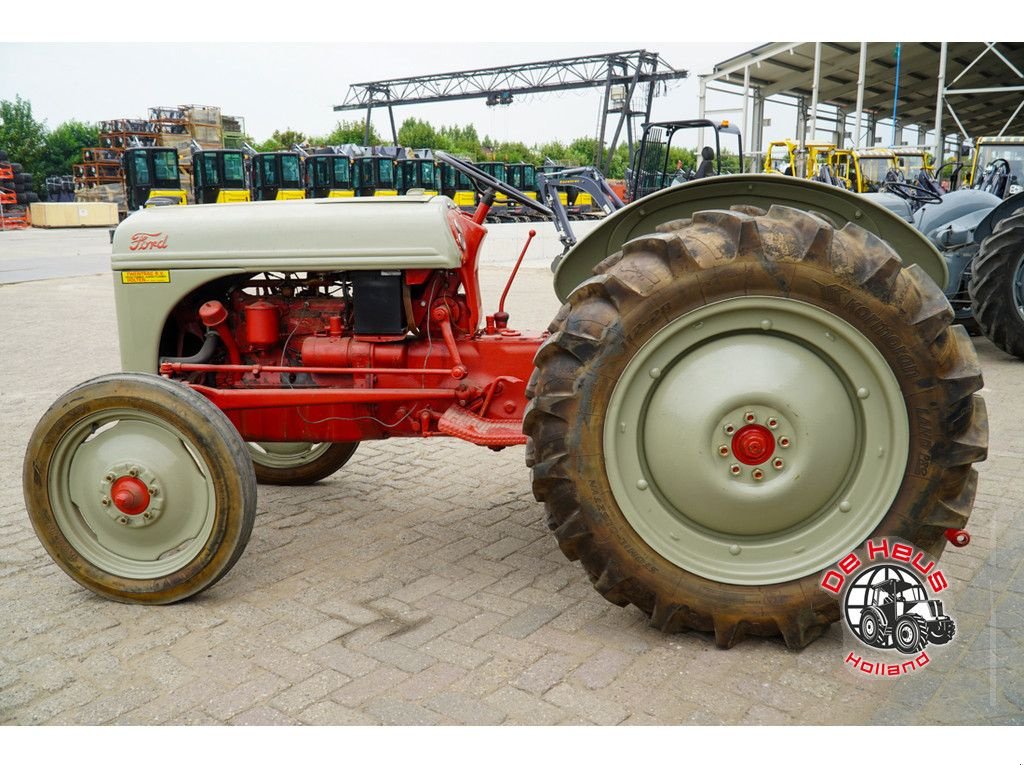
(495, 229), (536, 330)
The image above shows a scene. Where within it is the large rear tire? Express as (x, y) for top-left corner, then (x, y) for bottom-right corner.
(525, 205), (987, 649)
(23, 373), (257, 604)
(969, 208), (1024, 359)
(248, 441), (359, 485)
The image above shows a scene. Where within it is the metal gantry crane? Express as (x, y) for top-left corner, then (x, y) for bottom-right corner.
(333, 50), (688, 175)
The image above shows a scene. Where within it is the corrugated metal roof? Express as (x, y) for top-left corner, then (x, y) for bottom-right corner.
(704, 42), (1024, 139)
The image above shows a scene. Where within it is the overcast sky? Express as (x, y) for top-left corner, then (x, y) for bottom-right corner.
(0, 42), (766, 146)
(2, 1), (980, 156)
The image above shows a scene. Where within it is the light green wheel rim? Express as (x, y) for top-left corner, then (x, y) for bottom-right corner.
(50, 408), (217, 579)
(603, 296), (909, 586)
(248, 442), (333, 469)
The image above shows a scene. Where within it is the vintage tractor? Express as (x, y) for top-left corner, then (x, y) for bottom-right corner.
(22, 154), (987, 649)
(858, 576), (956, 653)
(864, 156), (1024, 359)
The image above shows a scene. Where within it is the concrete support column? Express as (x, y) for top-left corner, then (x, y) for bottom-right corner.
(934, 42), (948, 164)
(697, 78), (707, 150)
(854, 42), (868, 148)
(834, 109), (847, 147)
(808, 42), (822, 143)
(741, 65), (751, 159)
(751, 89), (765, 172)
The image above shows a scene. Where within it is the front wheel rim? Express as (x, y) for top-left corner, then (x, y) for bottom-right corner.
(603, 296), (909, 586)
(50, 408), (217, 579)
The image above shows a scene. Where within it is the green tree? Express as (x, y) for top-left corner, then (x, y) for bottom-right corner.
(566, 136), (599, 166)
(254, 136), (283, 152)
(253, 128), (307, 152)
(438, 124), (481, 158)
(536, 140), (568, 165)
(37, 120), (99, 193)
(493, 141), (537, 164)
(0, 95), (47, 182)
(608, 143), (632, 179)
(397, 117), (439, 150)
(323, 119), (381, 146)
(270, 128), (306, 149)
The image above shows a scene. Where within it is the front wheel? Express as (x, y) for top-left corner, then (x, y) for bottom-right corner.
(525, 205), (987, 649)
(248, 442), (359, 485)
(929, 619), (956, 645)
(894, 615), (929, 654)
(23, 373), (257, 603)
(859, 610), (885, 648)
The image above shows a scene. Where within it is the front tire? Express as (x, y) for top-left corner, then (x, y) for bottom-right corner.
(859, 610), (886, 648)
(929, 619), (956, 645)
(969, 209), (1024, 359)
(525, 205), (987, 649)
(23, 373), (257, 603)
(894, 615), (929, 654)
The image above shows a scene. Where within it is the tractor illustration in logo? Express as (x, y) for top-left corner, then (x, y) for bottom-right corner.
(844, 565), (956, 653)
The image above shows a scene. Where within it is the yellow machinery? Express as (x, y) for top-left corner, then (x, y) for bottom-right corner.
(244, 143), (306, 201)
(305, 151), (356, 198)
(965, 136), (1024, 191)
(396, 156), (439, 197)
(764, 140), (798, 175)
(191, 144), (251, 204)
(123, 147), (188, 211)
(891, 147), (934, 178)
(354, 154), (399, 197)
(831, 148), (899, 193)
(763, 140), (835, 179)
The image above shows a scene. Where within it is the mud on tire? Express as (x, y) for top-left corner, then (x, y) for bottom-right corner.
(524, 205), (987, 649)
(969, 208), (1024, 359)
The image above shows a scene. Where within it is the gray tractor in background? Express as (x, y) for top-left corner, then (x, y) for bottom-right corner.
(864, 137), (1024, 358)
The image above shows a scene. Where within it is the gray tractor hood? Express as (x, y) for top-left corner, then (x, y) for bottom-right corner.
(111, 195), (465, 272)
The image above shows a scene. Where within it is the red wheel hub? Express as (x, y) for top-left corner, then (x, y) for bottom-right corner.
(731, 424), (775, 466)
(110, 476), (151, 516)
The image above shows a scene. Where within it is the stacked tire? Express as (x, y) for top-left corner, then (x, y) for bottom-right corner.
(0, 149), (35, 229)
(1, 151), (38, 203)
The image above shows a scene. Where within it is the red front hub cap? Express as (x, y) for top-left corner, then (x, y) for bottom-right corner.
(731, 424), (775, 466)
(110, 476), (151, 516)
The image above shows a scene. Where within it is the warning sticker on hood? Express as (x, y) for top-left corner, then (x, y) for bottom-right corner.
(121, 270), (170, 284)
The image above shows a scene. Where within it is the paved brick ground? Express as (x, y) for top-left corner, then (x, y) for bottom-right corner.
(1, 230), (1021, 725)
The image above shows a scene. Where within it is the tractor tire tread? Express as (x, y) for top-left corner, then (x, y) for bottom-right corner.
(524, 205), (986, 649)
(969, 209), (1024, 359)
